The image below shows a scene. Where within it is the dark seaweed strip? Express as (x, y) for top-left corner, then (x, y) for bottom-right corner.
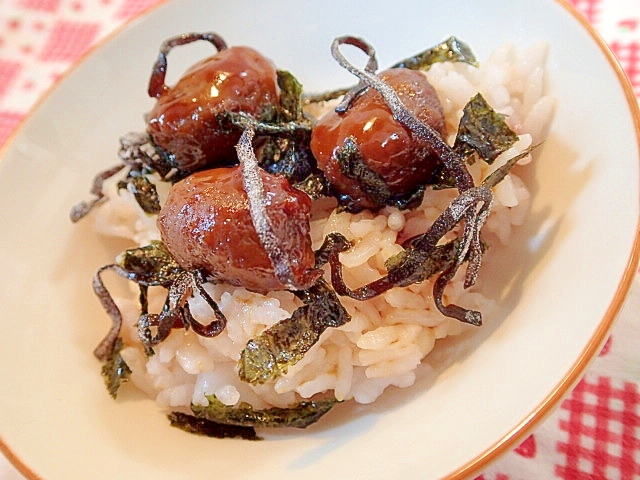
(238, 279), (350, 384)
(221, 111), (311, 136)
(117, 173), (161, 214)
(430, 93), (522, 189)
(92, 264), (128, 361)
(137, 270), (227, 354)
(302, 86), (352, 105)
(453, 93), (519, 164)
(117, 241), (182, 286)
(333, 136), (428, 212)
(69, 164), (125, 222)
(148, 32), (228, 98)
(391, 36), (478, 70)
(101, 337), (131, 398)
(482, 145), (539, 188)
(313, 232), (353, 269)
(276, 70), (304, 122)
(191, 395), (338, 428)
(385, 239), (461, 287)
(168, 412), (261, 440)
(335, 136), (392, 208)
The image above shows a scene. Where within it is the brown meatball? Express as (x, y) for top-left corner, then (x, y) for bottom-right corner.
(147, 46), (280, 172)
(310, 68), (446, 210)
(157, 166), (319, 293)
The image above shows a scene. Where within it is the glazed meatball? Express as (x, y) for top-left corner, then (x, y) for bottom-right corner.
(157, 166), (320, 293)
(147, 46), (280, 172)
(310, 68), (446, 210)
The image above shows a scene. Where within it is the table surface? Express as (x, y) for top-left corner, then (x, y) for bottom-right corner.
(0, 0), (638, 479)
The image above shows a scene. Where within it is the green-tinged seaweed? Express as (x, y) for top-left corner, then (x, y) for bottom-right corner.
(336, 136), (392, 208)
(385, 239), (461, 287)
(453, 93), (519, 164)
(116, 240), (182, 286)
(238, 279), (350, 384)
(430, 92), (519, 188)
(334, 136), (426, 212)
(117, 171), (161, 214)
(219, 70), (322, 186)
(101, 337), (131, 398)
(168, 412), (261, 440)
(259, 134), (317, 185)
(391, 36), (478, 71)
(191, 395), (338, 428)
(276, 70), (304, 122)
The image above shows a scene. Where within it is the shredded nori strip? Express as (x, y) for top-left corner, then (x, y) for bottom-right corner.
(453, 93), (519, 164)
(117, 240), (182, 286)
(276, 70), (304, 122)
(430, 92), (521, 189)
(148, 32), (228, 99)
(168, 412), (261, 440)
(333, 136), (428, 212)
(238, 279), (350, 384)
(335, 136), (393, 208)
(117, 171), (161, 214)
(292, 171), (330, 199)
(391, 36), (478, 70)
(191, 395), (338, 428)
(385, 239), (462, 288)
(92, 241), (227, 362)
(101, 337), (131, 398)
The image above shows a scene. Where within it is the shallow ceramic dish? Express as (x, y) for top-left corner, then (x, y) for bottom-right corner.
(0, 0), (638, 478)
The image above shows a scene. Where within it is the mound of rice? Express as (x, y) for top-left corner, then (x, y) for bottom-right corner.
(89, 41), (554, 411)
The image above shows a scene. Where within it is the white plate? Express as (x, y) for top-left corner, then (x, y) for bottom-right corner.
(1, 0), (638, 478)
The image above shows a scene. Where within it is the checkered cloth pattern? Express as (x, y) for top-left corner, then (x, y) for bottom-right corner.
(0, 0), (639, 479)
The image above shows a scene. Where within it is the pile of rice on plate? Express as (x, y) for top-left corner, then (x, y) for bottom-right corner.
(84, 39), (554, 419)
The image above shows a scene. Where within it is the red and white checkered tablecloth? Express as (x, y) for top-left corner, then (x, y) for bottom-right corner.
(0, 0), (639, 478)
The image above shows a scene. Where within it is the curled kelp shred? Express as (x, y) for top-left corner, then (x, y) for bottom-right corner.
(70, 132), (178, 222)
(91, 241), (227, 385)
(69, 164), (125, 222)
(191, 395), (339, 429)
(236, 127), (301, 289)
(148, 32), (228, 98)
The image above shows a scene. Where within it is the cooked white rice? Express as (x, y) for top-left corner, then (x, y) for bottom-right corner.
(90, 41), (554, 411)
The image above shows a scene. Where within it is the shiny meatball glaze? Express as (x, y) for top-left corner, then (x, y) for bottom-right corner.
(157, 166), (318, 293)
(147, 46), (280, 172)
(310, 68), (446, 210)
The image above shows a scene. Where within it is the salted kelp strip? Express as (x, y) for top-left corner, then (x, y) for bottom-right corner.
(191, 395), (338, 428)
(69, 164), (125, 222)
